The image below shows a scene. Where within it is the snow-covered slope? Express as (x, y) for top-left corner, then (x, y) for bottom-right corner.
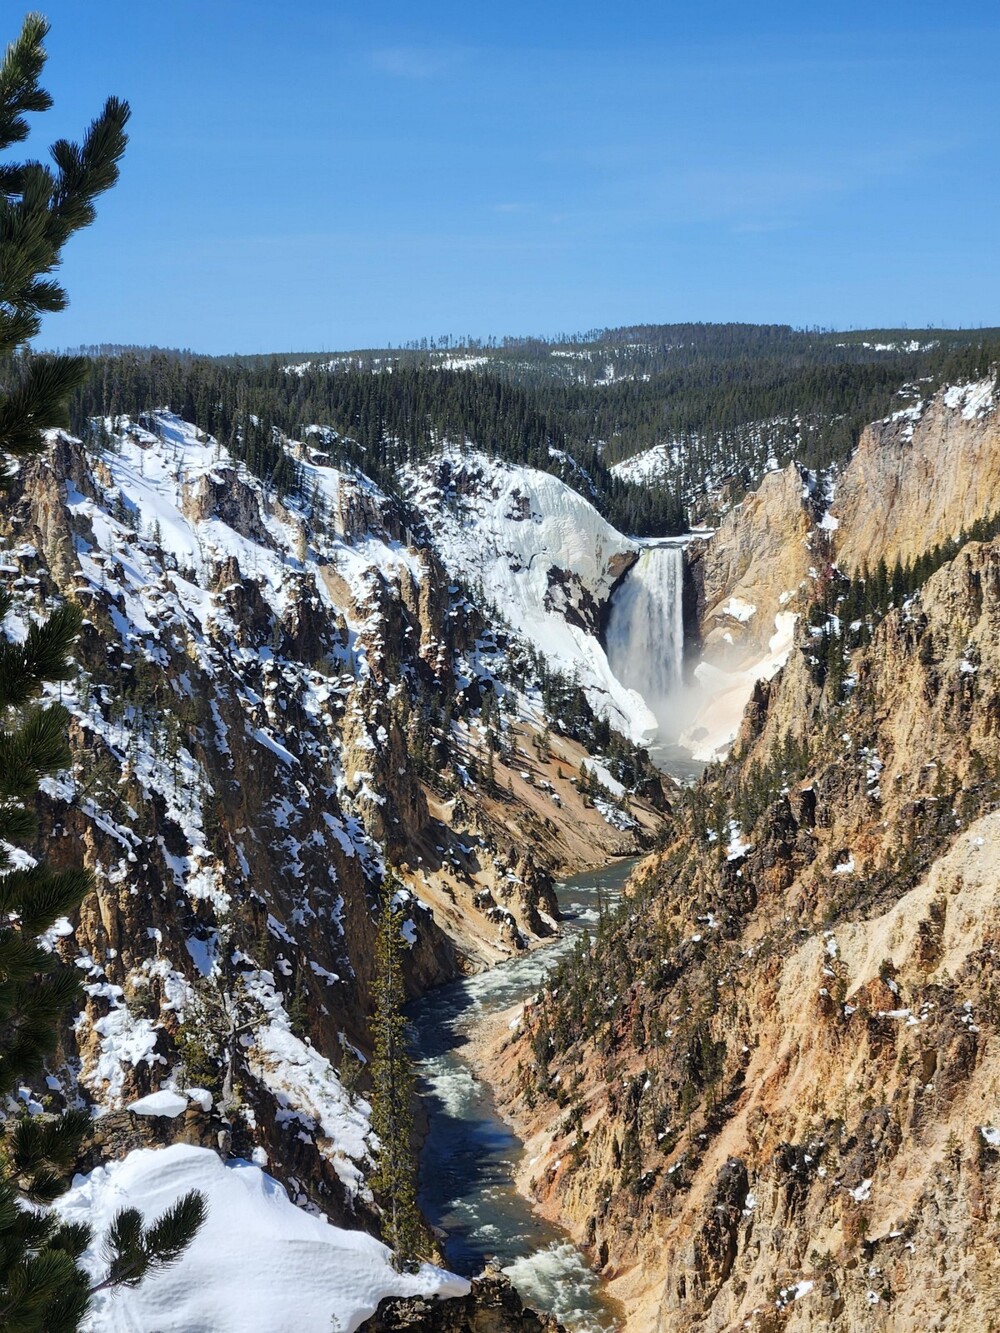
(405, 450), (659, 744)
(58, 1144), (468, 1333)
(609, 442), (685, 487)
(2, 411), (667, 1260)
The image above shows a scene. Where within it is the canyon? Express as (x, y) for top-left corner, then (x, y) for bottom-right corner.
(8, 368), (1000, 1330)
(477, 376), (1000, 1331)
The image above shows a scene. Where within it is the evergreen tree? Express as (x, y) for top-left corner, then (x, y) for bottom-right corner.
(369, 879), (420, 1270)
(0, 15), (203, 1329)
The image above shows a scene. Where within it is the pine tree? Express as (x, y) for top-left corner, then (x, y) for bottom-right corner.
(0, 15), (203, 1329)
(369, 878), (420, 1270)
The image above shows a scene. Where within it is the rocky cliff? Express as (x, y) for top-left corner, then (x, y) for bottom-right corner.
(489, 513), (1000, 1329)
(2, 414), (667, 1245)
(691, 463), (817, 666)
(359, 1274), (566, 1331)
(678, 374), (1000, 765)
(832, 378), (999, 573)
(404, 450), (655, 745)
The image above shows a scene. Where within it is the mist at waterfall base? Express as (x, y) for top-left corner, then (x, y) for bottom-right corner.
(409, 861), (636, 1332)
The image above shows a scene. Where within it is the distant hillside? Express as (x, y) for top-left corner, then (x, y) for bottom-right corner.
(20, 321), (1000, 536)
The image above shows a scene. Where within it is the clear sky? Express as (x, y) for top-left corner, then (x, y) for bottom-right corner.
(17, 1), (1000, 353)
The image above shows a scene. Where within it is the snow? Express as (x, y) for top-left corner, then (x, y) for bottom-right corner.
(980, 1126), (1000, 1148)
(438, 355), (489, 372)
(405, 450), (659, 744)
(77, 980), (165, 1106)
(56, 1144), (469, 1333)
(720, 596), (756, 623)
(609, 441), (686, 486)
(726, 824), (753, 861)
(593, 797), (637, 831)
(242, 968), (373, 1198)
(843, 339), (937, 353)
(943, 377), (996, 421)
(582, 758), (627, 799)
(127, 1090), (189, 1118)
(886, 400), (925, 440)
(776, 1279), (815, 1308)
(850, 1178), (873, 1202)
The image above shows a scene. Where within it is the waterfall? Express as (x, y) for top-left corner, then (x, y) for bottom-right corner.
(606, 546), (685, 736)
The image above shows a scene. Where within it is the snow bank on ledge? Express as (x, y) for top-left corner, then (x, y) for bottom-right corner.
(679, 612), (798, 763)
(57, 1144), (469, 1333)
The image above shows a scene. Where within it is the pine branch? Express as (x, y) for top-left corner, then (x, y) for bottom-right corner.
(0, 359), (88, 471)
(140, 1191), (207, 1272)
(6, 865), (93, 936)
(91, 1192), (206, 1294)
(0, 16), (137, 1329)
(0, 704), (71, 797)
(0, 13), (51, 155)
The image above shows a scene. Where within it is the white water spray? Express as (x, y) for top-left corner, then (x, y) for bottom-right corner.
(605, 546), (685, 737)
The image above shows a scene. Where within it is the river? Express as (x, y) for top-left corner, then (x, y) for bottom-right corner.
(408, 858), (637, 1332)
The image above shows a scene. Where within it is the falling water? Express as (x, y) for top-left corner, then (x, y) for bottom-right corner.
(606, 545), (685, 735)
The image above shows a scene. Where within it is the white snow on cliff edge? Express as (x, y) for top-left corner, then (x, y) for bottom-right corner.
(406, 450), (658, 744)
(59, 1144), (469, 1333)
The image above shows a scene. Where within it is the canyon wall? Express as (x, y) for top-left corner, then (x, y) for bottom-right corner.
(5, 416), (666, 1238)
(692, 463), (816, 665)
(832, 378), (999, 572)
(487, 371), (1000, 1331)
(495, 532), (1000, 1331)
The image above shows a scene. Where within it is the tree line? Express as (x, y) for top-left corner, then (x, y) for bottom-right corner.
(43, 320), (999, 542)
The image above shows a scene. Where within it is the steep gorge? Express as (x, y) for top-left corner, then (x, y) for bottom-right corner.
(13, 366), (1000, 1330)
(4, 415), (667, 1274)
(483, 375), (1000, 1331)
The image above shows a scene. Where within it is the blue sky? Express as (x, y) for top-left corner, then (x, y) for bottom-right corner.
(18, 1), (1000, 352)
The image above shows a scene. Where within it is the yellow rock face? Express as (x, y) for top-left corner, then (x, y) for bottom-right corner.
(832, 379), (1000, 573)
(697, 463), (815, 665)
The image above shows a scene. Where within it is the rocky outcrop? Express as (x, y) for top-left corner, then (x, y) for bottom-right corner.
(403, 450), (658, 745)
(832, 378), (999, 573)
(691, 463), (816, 665)
(358, 1274), (565, 1331)
(488, 531), (1000, 1331)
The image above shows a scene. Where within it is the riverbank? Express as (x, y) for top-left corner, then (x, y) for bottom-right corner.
(461, 1003), (632, 1329)
(462, 864), (668, 1333)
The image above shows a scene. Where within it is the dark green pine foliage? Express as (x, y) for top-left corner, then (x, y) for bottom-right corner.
(63, 325), (1000, 541)
(0, 15), (203, 1331)
(369, 880), (421, 1270)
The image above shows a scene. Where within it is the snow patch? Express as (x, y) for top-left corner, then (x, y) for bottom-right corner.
(57, 1144), (469, 1333)
(127, 1090), (189, 1118)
